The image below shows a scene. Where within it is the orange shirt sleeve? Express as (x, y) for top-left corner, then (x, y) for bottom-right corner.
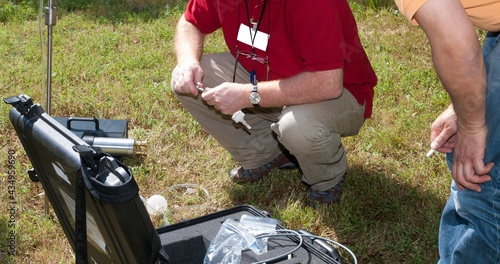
(395, 0), (429, 25)
(395, 0), (500, 32)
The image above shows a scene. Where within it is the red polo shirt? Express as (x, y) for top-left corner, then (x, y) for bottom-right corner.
(184, 0), (377, 118)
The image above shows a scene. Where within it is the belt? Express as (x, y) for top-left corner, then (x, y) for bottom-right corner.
(486, 31), (500, 37)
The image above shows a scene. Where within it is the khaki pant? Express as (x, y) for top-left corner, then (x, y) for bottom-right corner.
(172, 52), (366, 191)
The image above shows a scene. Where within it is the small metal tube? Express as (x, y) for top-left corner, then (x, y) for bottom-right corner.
(82, 137), (147, 156)
(91, 137), (136, 155)
(195, 84), (205, 93)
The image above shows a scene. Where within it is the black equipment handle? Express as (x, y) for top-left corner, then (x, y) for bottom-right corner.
(67, 117), (99, 131)
(297, 229), (344, 264)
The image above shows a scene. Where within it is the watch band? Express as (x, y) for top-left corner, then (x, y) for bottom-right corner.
(251, 84), (258, 93)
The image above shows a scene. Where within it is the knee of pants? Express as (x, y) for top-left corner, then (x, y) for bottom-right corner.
(273, 112), (341, 155)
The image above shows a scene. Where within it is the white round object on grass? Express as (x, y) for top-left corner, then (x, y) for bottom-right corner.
(146, 195), (168, 215)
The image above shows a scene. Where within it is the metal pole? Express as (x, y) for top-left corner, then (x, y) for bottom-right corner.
(44, 0), (56, 217)
(45, 0), (56, 115)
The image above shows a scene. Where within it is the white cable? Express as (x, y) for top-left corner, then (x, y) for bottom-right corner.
(162, 183), (211, 204)
(252, 229), (303, 264)
(251, 229), (357, 264)
(147, 183), (218, 225)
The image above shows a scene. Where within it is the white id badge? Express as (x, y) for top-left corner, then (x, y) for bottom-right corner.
(236, 24), (270, 51)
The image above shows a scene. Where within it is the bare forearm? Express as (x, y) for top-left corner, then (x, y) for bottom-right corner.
(172, 15), (207, 95)
(174, 15), (205, 64)
(202, 68), (344, 114)
(258, 68), (344, 107)
(432, 40), (486, 130)
(415, 0), (487, 130)
(414, 0), (492, 191)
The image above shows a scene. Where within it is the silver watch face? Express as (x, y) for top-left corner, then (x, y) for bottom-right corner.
(250, 92), (261, 104)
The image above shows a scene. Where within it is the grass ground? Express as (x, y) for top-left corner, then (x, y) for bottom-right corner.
(0, 0), (478, 263)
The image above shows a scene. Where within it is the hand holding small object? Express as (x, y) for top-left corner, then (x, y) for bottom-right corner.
(196, 83), (251, 130)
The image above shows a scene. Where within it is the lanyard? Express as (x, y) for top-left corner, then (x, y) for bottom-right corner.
(244, 0), (268, 50)
(235, 0), (270, 84)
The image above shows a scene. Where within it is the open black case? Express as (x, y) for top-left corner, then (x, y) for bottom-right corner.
(5, 94), (343, 264)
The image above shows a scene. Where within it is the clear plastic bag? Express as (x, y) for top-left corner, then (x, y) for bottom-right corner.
(239, 215), (277, 254)
(203, 218), (256, 264)
(203, 216), (278, 264)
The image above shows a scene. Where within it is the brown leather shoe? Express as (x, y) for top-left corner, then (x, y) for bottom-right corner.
(229, 152), (295, 184)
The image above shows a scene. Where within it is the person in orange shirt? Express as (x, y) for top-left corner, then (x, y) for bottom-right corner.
(396, 0), (500, 262)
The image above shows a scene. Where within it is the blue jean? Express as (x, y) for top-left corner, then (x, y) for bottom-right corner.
(438, 32), (500, 264)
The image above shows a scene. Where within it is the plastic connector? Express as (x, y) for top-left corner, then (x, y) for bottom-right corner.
(232, 110), (251, 130)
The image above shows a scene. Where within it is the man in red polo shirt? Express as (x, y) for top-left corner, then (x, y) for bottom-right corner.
(171, 0), (377, 206)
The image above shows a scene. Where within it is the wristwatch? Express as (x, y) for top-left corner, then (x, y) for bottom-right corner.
(249, 84), (261, 107)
